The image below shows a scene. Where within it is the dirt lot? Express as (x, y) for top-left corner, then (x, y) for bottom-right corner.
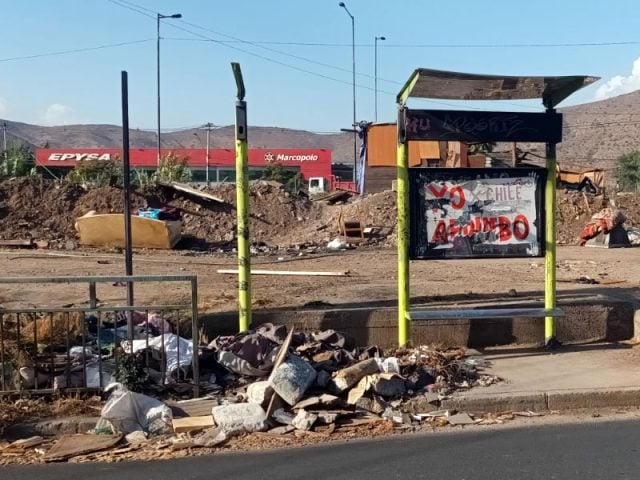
(1, 176), (639, 310)
(0, 246), (638, 311)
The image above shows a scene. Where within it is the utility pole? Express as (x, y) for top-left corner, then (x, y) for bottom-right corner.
(201, 122), (213, 187)
(374, 36), (386, 122)
(339, 2), (357, 185)
(156, 12), (182, 168)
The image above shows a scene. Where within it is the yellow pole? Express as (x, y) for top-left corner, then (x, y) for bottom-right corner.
(397, 110), (410, 346)
(236, 137), (251, 332)
(544, 143), (557, 345)
(232, 62), (251, 333)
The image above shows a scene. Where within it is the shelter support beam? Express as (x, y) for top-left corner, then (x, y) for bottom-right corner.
(397, 106), (410, 346)
(544, 135), (558, 347)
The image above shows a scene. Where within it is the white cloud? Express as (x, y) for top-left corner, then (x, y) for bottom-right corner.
(0, 97), (8, 117)
(40, 103), (77, 126)
(595, 56), (640, 100)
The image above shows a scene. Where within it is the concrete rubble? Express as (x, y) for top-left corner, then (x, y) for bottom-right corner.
(1, 324), (503, 464)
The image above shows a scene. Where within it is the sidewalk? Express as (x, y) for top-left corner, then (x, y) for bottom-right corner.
(443, 342), (640, 413)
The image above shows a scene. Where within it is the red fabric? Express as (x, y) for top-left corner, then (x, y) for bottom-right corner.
(579, 219), (608, 245)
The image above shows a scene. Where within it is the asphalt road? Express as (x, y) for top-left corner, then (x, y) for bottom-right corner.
(4, 420), (640, 479)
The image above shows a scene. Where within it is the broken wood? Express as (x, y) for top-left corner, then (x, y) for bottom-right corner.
(6, 436), (45, 449)
(168, 398), (217, 418)
(0, 239), (33, 248)
(265, 327), (295, 420)
(331, 358), (380, 392)
(172, 415), (215, 433)
(217, 269), (349, 277)
(44, 434), (122, 462)
(159, 181), (225, 203)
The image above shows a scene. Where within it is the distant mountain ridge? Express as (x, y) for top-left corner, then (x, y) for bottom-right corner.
(4, 89), (640, 169)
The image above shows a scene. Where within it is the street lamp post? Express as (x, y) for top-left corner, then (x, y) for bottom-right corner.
(338, 2), (357, 185)
(374, 36), (385, 123)
(157, 12), (182, 168)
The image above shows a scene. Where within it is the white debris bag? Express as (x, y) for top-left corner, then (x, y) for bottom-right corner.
(327, 238), (347, 250)
(376, 357), (400, 374)
(97, 383), (173, 436)
(124, 333), (193, 383)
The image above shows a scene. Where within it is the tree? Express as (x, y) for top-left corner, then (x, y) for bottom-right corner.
(261, 163), (304, 192)
(154, 152), (191, 183)
(616, 150), (640, 192)
(0, 144), (35, 178)
(66, 159), (123, 188)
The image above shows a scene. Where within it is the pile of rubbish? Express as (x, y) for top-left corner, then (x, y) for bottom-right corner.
(0, 321), (500, 462)
(0, 310), (193, 392)
(1, 324), (502, 463)
(579, 207), (626, 245)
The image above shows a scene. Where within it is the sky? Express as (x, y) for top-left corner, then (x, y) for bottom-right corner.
(1, 0), (640, 133)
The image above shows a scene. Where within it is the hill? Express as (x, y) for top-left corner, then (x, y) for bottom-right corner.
(3, 89), (640, 170)
(2, 121), (355, 163)
(558, 90), (640, 171)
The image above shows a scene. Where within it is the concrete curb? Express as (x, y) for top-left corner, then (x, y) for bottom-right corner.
(4, 389), (639, 440)
(2, 416), (99, 440)
(442, 387), (640, 414)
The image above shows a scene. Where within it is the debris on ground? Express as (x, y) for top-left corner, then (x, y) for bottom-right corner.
(0, 323), (505, 465)
(579, 208), (626, 245)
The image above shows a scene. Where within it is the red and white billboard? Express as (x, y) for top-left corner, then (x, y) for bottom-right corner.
(36, 148), (332, 180)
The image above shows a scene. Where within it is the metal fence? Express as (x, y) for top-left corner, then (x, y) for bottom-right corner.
(0, 275), (199, 396)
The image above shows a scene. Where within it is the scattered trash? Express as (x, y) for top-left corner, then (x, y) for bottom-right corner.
(0, 323), (512, 464)
(446, 412), (475, 426)
(327, 238), (348, 250)
(576, 275), (599, 284)
(627, 227), (640, 246)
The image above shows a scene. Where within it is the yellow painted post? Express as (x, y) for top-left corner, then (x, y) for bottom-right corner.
(232, 63), (251, 333)
(544, 143), (557, 345)
(397, 107), (410, 346)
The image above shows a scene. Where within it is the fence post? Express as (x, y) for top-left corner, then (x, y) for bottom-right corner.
(190, 277), (200, 397)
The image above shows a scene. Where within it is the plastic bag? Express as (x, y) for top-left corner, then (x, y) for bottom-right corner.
(96, 383), (172, 436)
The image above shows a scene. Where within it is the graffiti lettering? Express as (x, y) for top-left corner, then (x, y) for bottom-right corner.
(426, 183), (466, 210)
(430, 215), (531, 244)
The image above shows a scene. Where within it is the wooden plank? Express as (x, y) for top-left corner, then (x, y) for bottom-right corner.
(168, 398), (217, 418)
(172, 415), (214, 433)
(217, 269), (348, 277)
(159, 181), (225, 203)
(265, 327), (295, 420)
(0, 239), (33, 247)
(44, 434), (122, 462)
(6, 436), (45, 449)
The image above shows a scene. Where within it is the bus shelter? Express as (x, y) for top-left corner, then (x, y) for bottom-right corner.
(396, 69), (599, 347)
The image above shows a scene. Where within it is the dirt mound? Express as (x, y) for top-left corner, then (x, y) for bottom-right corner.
(0, 177), (323, 249)
(556, 190), (640, 244)
(0, 177), (85, 247)
(322, 190), (397, 246)
(2, 177), (638, 250)
(160, 182), (322, 247)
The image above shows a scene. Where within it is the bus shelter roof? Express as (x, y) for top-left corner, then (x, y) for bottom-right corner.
(398, 68), (599, 108)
